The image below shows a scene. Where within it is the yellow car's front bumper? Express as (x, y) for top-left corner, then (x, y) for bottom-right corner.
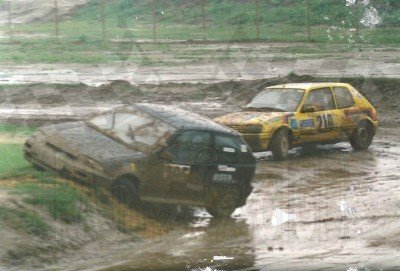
(241, 132), (271, 152)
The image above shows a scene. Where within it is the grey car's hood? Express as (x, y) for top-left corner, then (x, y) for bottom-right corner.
(38, 121), (144, 162)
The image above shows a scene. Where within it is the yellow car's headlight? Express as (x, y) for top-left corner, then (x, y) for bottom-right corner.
(244, 124), (263, 133)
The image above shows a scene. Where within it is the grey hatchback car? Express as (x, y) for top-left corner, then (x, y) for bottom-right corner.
(24, 104), (256, 218)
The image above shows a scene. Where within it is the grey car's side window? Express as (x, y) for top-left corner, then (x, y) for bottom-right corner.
(215, 134), (241, 163)
(333, 87), (354, 108)
(303, 88), (335, 112)
(164, 131), (212, 164)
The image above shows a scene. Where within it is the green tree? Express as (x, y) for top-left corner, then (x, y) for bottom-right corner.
(255, 0), (260, 40)
(151, 0), (157, 42)
(306, 0), (311, 41)
(54, 0), (60, 42)
(99, 0), (106, 43)
(202, 0), (207, 40)
(7, 0), (12, 39)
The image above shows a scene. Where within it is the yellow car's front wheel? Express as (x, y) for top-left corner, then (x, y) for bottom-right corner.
(270, 129), (290, 160)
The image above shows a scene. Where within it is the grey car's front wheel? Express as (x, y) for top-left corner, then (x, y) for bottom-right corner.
(112, 178), (142, 209)
(207, 193), (238, 219)
(270, 129), (290, 160)
(350, 121), (374, 150)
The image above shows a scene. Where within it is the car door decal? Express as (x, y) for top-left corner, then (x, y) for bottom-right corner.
(289, 118), (299, 130)
(300, 119), (314, 128)
(317, 114), (334, 132)
(163, 163), (190, 183)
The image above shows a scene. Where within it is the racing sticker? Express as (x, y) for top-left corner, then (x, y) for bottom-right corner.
(269, 116), (282, 123)
(283, 113), (295, 124)
(223, 147), (236, 153)
(300, 119), (314, 128)
(163, 164), (190, 183)
(131, 163), (137, 172)
(317, 114), (334, 131)
(350, 87), (365, 99)
(218, 165), (236, 172)
(290, 118), (299, 130)
(213, 173), (235, 184)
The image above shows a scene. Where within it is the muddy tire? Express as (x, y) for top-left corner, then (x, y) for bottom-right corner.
(350, 121), (374, 150)
(112, 178), (142, 209)
(270, 129), (290, 160)
(206, 193), (237, 219)
(33, 164), (45, 172)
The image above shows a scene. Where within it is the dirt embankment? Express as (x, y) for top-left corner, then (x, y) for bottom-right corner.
(0, 0), (90, 24)
(1, 74), (399, 125)
(0, 174), (182, 270)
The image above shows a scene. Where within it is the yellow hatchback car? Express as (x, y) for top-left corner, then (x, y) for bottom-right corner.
(215, 83), (378, 160)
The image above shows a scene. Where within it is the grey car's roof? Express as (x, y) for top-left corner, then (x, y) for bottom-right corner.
(129, 103), (238, 135)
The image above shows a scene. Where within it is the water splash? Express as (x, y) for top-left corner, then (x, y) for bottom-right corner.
(346, 0), (370, 7)
(339, 200), (357, 218)
(361, 7), (381, 28)
(213, 255), (234, 261)
(192, 268), (222, 271)
(328, 0), (382, 46)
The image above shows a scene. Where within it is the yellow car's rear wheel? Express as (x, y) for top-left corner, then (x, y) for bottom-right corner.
(270, 129), (290, 160)
(350, 121), (374, 150)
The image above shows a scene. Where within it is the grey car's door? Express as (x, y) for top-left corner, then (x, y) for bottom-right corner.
(146, 130), (213, 201)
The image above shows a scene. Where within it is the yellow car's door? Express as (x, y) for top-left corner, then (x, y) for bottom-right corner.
(297, 87), (341, 143)
(331, 86), (358, 138)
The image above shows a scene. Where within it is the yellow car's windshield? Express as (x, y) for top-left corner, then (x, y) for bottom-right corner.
(246, 88), (305, 112)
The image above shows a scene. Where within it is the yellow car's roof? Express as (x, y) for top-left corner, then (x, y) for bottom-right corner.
(266, 82), (350, 90)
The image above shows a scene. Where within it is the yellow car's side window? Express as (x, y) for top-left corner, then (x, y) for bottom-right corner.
(303, 88), (335, 112)
(332, 87), (354, 109)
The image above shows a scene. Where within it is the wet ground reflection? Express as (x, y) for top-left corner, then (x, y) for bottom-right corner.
(87, 127), (400, 271)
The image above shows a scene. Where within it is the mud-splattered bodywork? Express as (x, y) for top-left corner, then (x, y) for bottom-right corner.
(215, 83), (378, 152)
(24, 104), (256, 209)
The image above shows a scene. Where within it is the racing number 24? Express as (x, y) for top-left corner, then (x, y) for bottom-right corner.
(317, 114), (333, 131)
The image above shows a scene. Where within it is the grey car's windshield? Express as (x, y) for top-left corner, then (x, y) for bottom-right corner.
(88, 108), (176, 153)
(247, 88), (304, 112)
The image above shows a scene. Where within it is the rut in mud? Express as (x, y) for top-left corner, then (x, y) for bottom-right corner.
(1, 74), (399, 125)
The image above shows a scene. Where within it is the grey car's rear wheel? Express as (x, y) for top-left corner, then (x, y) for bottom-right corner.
(350, 121), (374, 150)
(270, 129), (290, 160)
(33, 164), (45, 172)
(206, 193), (238, 218)
(112, 178), (142, 209)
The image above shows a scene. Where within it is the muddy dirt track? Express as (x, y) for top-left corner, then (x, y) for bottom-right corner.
(0, 42), (399, 86)
(0, 76), (399, 271)
(48, 126), (399, 271)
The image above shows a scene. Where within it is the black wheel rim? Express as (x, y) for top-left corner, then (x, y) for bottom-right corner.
(358, 127), (368, 145)
(281, 136), (289, 154)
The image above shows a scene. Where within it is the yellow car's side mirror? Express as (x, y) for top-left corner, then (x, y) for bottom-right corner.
(302, 105), (317, 113)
